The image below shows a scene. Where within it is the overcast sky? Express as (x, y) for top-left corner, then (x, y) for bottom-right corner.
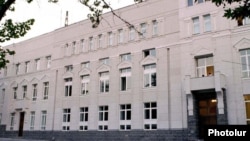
(2, 0), (135, 46)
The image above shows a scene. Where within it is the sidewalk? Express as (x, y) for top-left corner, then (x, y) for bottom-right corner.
(0, 138), (48, 141)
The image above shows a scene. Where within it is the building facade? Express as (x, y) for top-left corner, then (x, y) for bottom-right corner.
(0, 0), (250, 140)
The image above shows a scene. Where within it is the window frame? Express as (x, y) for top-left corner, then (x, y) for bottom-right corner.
(65, 78), (73, 97)
(144, 102), (157, 130)
(143, 64), (157, 88)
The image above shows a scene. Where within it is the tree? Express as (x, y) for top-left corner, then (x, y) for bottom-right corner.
(210, 0), (250, 20)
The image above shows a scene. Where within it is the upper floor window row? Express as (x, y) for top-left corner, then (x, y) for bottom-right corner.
(188, 0), (211, 6)
(240, 49), (250, 78)
(192, 14), (212, 34)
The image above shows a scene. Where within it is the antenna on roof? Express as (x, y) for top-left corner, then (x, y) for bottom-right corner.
(65, 11), (69, 26)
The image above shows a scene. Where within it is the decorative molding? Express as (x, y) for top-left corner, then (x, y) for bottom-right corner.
(97, 64), (111, 73)
(117, 61), (132, 69)
(63, 71), (74, 79)
(233, 38), (250, 50)
(140, 56), (157, 66)
(79, 68), (91, 76)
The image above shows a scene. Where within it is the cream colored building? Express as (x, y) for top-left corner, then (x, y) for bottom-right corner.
(0, 0), (250, 140)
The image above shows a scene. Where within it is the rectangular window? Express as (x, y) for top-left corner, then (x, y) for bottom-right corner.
(203, 14), (211, 32)
(144, 64), (157, 88)
(62, 108), (71, 131)
(196, 56), (214, 77)
(244, 95), (250, 125)
(25, 61), (30, 73)
(1, 89), (5, 103)
(98, 105), (108, 131)
(152, 20), (158, 36)
(108, 32), (113, 46)
(65, 65), (73, 72)
(16, 63), (20, 75)
(188, 0), (194, 6)
(129, 26), (135, 41)
(120, 104), (131, 130)
(140, 23), (147, 38)
(121, 53), (131, 62)
(118, 29), (124, 43)
(193, 17), (200, 34)
(32, 84), (37, 101)
(98, 34), (103, 48)
(13, 87), (17, 100)
(46, 56), (51, 69)
(144, 48), (156, 58)
(89, 37), (94, 50)
(79, 107), (88, 131)
(72, 41), (77, 54)
(65, 78), (72, 97)
(0, 113), (2, 125)
(144, 102), (157, 130)
(243, 17), (250, 25)
(100, 72), (109, 93)
(35, 59), (40, 71)
(120, 68), (131, 91)
(41, 111), (47, 130)
(22, 86), (27, 99)
(10, 113), (15, 130)
(43, 82), (49, 100)
(240, 49), (250, 78)
(81, 39), (86, 52)
(30, 111), (35, 130)
(81, 61), (90, 69)
(81, 75), (89, 95)
(100, 58), (109, 65)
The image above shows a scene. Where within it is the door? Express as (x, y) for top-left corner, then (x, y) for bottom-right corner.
(18, 112), (25, 137)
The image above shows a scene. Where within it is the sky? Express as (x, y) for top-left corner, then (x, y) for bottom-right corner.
(2, 0), (135, 46)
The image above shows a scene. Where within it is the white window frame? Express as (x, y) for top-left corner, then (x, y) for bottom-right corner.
(79, 107), (88, 131)
(13, 87), (17, 100)
(72, 41), (77, 54)
(140, 23), (147, 38)
(121, 53), (131, 62)
(25, 61), (30, 73)
(40, 111), (47, 130)
(120, 68), (131, 91)
(196, 56), (214, 77)
(65, 78), (72, 97)
(81, 39), (86, 52)
(100, 58), (109, 65)
(10, 113), (15, 130)
(0, 113), (2, 125)
(32, 84), (37, 101)
(144, 48), (156, 58)
(65, 65), (73, 72)
(129, 26), (135, 41)
(108, 32), (113, 46)
(143, 64), (157, 88)
(81, 61), (90, 69)
(100, 72), (109, 93)
(118, 29), (124, 43)
(35, 59), (40, 71)
(98, 34), (103, 48)
(193, 17), (200, 34)
(120, 104), (131, 130)
(98, 105), (108, 131)
(30, 111), (35, 130)
(46, 56), (51, 69)
(89, 37), (94, 50)
(43, 82), (49, 100)
(22, 85), (27, 99)
(16, 63), (20, 75)
(144, 102), (157, 130)
(81, 75), (89, 95)
(62, 108), (71, 131)
(203, 14), (212, 32)
(152, 20), (158, 36)
(240, 49), (250, 78)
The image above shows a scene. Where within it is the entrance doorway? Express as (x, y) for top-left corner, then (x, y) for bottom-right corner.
(196, 92), (217, 138)
(18, 112), (25, 137)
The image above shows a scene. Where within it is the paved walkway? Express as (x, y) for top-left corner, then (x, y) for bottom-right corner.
(0, 138), (48, 141)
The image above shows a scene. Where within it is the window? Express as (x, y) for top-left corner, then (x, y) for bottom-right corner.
(121, 53), (131, 62)
(46, 56), (51, 69)
(144, 102), (157, 130)
(15, 63), (20, 75)
(62, 108), (71, 131)
(0, 113), (2, 125)
(108, 32), (113, 46)
(79, 107), (88, 131)
(240, 49), (250, 78)
(65, 78), (72, 97)
(81, 75), (89, 95)
(65, 43), (69, 56)
(35, 59), (40, 71)
(188, 0), (209, 6)
(30, 111), (35, 130)
(120, 104), (131, 130)
(100, 72), (109, 93)
(140, 23), (147, 38)
(196, 56), (214, 77)
(129, 26), (135, 41)
(10, 113), (15, 130)
(152, 20), (158, 36)
(144, 48), (156, 58)
(193, 17), (200, 34)
(244, 95), (250, 125)
(43, 82), (49, 100)
(118, 29), (124, 43)
(143, 64), (157, 88)
(13, 87), (17, 100)
(81, 61), (90, 69)
(65, 65), (73, 72)
(25, 61), (30, 73)
(120, 68), (131, 91)
(98, 34), (103, 48)
(89, 37), (94, 50)
(72, 41), (77, 54)
(100, 58), (109, 65)
(32, 84), (37, 101)
(81, 39), (86, 52)
(203, 14), (211, 32)
(22, 86), (27, 99)
(98, 105), (108, 131)
(1, 89), (5, 104)
(40, 111), (47, 130)
(243, 17), (250, 25)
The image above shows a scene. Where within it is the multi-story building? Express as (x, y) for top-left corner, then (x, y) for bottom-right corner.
(0, 0), (250, 140)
